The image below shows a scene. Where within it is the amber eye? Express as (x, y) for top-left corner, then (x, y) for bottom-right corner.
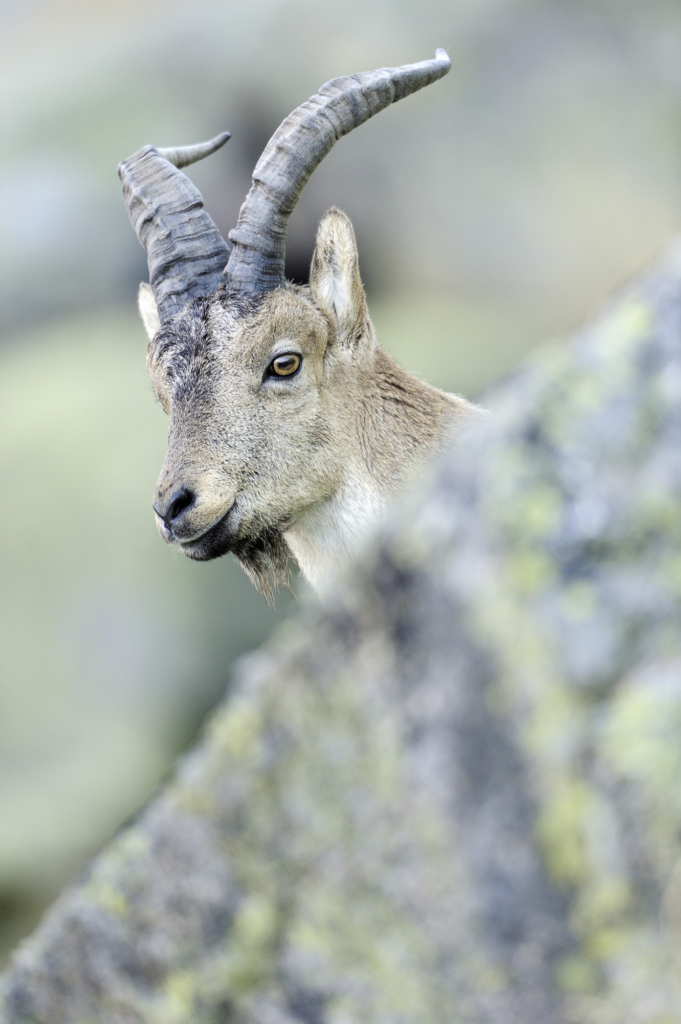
(268, 353), (301, 378)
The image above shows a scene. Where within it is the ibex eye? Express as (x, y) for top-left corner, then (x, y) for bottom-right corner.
(269, 353), (301, 377)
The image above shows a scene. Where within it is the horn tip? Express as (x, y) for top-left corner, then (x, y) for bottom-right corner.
(435, 48), (451, 66)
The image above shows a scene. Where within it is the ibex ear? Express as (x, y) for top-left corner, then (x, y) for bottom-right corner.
(138, 282), (161, 340)
(309, 208), (368, 349)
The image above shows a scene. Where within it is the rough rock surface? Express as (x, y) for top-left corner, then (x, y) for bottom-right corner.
(3, 246), (681, 1023)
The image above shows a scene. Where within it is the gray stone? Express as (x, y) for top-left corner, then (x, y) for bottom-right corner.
(4, 245), (681, 1022)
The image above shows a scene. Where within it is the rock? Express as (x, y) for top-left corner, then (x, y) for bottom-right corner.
(3, 246), (681, 1023)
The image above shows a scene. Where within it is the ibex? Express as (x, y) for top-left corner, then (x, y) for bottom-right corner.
(119, 50), (479, 598)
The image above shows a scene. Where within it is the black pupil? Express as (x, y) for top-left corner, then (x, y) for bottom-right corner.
(274, 355), (299, 375)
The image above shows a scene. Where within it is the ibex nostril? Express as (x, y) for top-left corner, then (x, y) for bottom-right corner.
(155, 488), (196, 525)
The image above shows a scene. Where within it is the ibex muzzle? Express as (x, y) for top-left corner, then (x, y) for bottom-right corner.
(119, 51), (479, 598)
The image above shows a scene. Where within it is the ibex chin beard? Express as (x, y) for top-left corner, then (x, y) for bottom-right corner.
(171, 505), (291, 604)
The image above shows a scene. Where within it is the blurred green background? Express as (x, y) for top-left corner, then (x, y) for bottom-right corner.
(2, 0), (681, 965)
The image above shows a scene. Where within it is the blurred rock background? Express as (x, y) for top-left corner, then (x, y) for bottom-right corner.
(1, 0), (681, 966)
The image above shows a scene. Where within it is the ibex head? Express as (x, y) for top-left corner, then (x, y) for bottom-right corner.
(120, 51), (473, 598)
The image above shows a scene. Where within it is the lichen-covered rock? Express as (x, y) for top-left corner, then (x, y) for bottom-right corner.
(4, 246), (681, 1023)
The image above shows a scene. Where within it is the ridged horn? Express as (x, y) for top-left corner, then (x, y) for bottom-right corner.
(118, 132), (231, 324)
(225, 49), (451, 294)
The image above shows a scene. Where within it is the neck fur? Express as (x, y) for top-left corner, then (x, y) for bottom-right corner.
(285, 345), (475, 590)
(284, 469), (386, 590)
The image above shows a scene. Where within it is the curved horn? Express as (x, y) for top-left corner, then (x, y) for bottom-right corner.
(156, 132), (231, 169)
(118, 132), (231, 324)
(225, 49), (451, 294)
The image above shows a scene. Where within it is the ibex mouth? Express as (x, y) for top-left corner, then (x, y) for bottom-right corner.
(178, 503), (238, 561)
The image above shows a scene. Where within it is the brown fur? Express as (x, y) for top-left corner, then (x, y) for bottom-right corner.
(140, 209), (480, 597)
